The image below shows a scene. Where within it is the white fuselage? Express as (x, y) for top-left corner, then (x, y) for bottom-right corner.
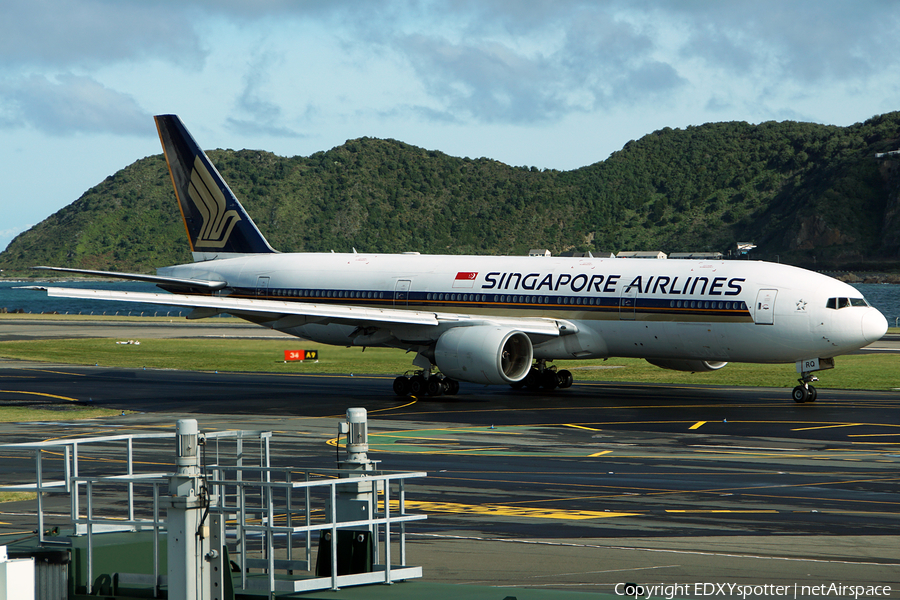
(160, 253), (887, 365)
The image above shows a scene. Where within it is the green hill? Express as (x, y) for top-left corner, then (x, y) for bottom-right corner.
(3, 113), (900, 274)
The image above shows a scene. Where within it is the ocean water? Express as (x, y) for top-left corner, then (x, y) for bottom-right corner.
(851, 283), (900, 328)
(1, 279), (898, 326)
(0, 280), (187, 316)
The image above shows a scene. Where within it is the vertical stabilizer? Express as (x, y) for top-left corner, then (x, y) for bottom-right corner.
(155, 114), (276, 261)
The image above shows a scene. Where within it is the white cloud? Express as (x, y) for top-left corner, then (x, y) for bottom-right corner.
(1, 0), (900, 249)
(224, 50), (306, 139)
(4, 1), (898, 134)
(0, 0), (203, 69)
(0, 74), (150, 135)
(0, 225), (31, 254)
(663, 0), (900, 84)
(393, 8), (687, 125)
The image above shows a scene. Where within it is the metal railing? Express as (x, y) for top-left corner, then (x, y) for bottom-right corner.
(0, 426), (426, 595)
(209, 464), (426, 593)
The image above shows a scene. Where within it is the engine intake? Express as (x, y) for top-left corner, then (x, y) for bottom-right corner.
(646, 359), (728, 372)
(435, 326), (533, 385)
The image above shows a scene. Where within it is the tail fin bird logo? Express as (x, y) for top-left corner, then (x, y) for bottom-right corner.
(189, 156), (241, 248)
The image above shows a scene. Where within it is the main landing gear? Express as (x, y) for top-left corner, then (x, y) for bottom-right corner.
(393, 372), (460, 397)
(792, 373), (818, 403)
(509, 360), (573, 392)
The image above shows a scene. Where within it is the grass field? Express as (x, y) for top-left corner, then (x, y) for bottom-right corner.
(0, 336), (897, 390)
(0, 405), (124, 421)
(0, 492), (36, 503)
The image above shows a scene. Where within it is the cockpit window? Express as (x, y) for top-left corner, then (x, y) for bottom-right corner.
(827, 297), (870, 309)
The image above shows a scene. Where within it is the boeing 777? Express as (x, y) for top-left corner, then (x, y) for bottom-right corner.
(30, 115), (889, 403)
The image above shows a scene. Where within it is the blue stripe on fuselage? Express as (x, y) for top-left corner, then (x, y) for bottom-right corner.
(225, 286), (752, 321)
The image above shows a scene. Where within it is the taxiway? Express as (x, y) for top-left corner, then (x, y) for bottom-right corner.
(0, 320), (896, 594)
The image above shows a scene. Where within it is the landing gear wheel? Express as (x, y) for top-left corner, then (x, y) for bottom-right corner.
(444, 378), (460, 395)
(540, 370), (559, 390)
(393, 376), (410, 397)
(426, 377), (444, 396)
(409, 375), (426, 396)
(557, 370), (574, 389)
(525, 368), (542, 390)
(794, 371), (819, 403)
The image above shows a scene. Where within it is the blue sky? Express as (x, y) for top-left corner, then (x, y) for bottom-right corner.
(2, 0), (899, 253)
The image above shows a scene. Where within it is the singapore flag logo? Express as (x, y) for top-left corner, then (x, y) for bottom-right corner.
(453, 271), (478, 288)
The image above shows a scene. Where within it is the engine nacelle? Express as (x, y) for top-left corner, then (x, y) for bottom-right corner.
(435, 326), (533, 385)
(646, 359), (728, 372)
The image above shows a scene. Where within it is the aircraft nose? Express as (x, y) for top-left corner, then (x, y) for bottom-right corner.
(862, 309), (888, 345)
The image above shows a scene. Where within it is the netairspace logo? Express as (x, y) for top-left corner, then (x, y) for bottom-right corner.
(615, 582), (893, 599)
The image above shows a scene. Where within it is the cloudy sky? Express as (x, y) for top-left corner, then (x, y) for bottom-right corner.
(2, 0), (899, 253)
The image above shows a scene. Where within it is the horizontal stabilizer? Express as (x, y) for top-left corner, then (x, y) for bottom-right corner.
(32, 266), (227, 291)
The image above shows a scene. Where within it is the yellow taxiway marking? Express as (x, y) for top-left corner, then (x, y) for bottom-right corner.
(23, 368), (86, 377)
(666, 510), (778, 514)
(850, 442), (900, 445)
(366, 399), (418, 414)
(399, 500), (639, 520)
(379, 435), (460, 442)
(791, 423), (862, 431)
(324, 399), (418, 419)
(689, 421), (707, 430)
(0, 390), (80, 403)
(588, 451), (613, 457)
(565, 424), (602, 432)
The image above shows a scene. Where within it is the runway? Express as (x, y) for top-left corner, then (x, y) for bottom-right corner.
(0, 320), (897, 594)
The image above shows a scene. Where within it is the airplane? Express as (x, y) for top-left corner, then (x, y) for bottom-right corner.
(29, 115), (889, 403)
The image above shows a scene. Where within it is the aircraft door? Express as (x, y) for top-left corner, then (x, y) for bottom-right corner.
(754, 289), (776, 325)
(256, 276), (270, 298)
(394, 279), (411, 307)
(619, 287), (636, 320)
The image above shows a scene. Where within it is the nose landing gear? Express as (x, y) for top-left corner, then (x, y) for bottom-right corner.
(792, 373), (818, 403)
(792, 358), (834, 403)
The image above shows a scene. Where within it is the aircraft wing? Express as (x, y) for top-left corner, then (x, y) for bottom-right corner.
(27, 287), (569, 337)
(32, 266), (226, 291)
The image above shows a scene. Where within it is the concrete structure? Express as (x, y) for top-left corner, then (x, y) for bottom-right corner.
(0, 547), (34, 600)
(616, 250), (667, 259)
(669, 252), (724, 260)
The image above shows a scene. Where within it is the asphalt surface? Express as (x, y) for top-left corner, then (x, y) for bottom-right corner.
(0, 319), (897, 596)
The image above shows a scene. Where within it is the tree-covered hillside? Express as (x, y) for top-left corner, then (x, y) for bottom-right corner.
(3, 112), (900, 274)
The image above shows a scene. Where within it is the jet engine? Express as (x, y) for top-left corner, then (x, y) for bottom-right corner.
(435, 326), (533, 385)
(645, 359), (728, 372)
